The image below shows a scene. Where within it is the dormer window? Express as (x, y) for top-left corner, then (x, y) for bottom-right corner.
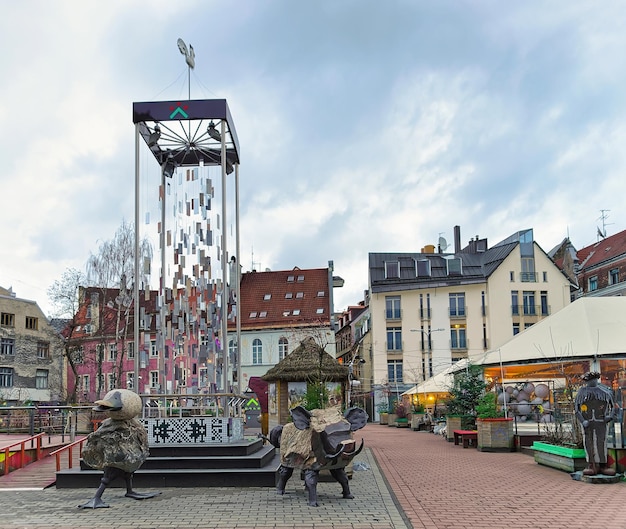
(259, 311), (267, 318)
(263, 294), (271, 300)
(293, 309), (301, 316)
(316, 308), (324, 314)
(446, 257), (462, 275)
(285, 292), (293, 299)
(249, 312), (258, 318)
(317, 291), (325, 297)
(384, 261), (400, 279)
(287, 275), (295, 282)
(296, 292), (304, 299)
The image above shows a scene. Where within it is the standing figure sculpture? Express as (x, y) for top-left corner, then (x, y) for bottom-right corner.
(574, 372), (616, 477)
(78, 389), (160, 508)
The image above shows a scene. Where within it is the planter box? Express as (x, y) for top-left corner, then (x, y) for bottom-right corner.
(387, 414), (398, 426)
(379, 413), (388, 425)
(532, 442), (587, 472)
(445, 416), (463, 442)
(411, 413), (425, 431)
(396, 418), (410, 428)
(477, 418), (514, 452)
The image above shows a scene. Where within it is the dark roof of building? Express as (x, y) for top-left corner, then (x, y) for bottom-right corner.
(368, 241), (518, 293)
(234, 267), (331, 330)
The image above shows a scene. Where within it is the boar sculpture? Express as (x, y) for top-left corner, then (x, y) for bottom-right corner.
(268, 405), (368, 507)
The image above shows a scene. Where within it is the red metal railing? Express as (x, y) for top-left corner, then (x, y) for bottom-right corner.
(1, 433), (44, 475)
(50, 438), (86, 472)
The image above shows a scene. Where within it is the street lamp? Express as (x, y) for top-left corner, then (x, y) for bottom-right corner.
(410, 327), (444, 409)
(347, 354), (366, 408)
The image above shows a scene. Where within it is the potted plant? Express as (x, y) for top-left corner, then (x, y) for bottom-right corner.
(376, 402), (389, 425)
(394, 403), (409, 428)
(443, 365), (484, 442)
(532, 412), (587, 472)
(410, 402), (426, 430)
(475, 392), (514, 452)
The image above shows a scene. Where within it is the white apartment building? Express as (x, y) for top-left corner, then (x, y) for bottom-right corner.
(368, 227), (572, 413)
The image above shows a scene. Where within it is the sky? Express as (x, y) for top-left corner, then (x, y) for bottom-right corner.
(2, 1), (626, 317)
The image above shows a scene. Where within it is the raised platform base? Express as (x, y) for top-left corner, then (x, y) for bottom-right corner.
(570, 471), (622, 484)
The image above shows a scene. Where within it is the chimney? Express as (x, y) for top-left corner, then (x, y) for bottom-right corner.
(454, 225), (461, 254)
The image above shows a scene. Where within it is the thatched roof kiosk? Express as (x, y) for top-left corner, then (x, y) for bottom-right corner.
(262, 337), (348, 425)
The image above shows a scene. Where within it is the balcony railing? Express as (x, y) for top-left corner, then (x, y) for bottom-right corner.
(450, 339), (469, 350)
(384, 309), (402, 321)
(520, 272), (538, 282)
(449, 308), (467, 319)
(511, 305), (550, 316)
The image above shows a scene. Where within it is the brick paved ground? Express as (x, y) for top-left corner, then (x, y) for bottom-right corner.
(1, 424), (626, 528)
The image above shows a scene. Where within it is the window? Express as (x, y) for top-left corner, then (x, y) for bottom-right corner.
(37, 341), (50, 359)
(510, 271), (515, 281)
(511, 291), (519, 316)
(1, 337), (15, 355)
(97, 374), (105, 394)
(446, 257), (462, 275)
(386, 327), (402, 351)
(297, 275), (304, 282)
(317, 291), (325, 297)
(523, 291), (536, 315)
(126, 372), (134, 389)
(283, 311), (290, 317)
(107, 373), (116, 391)
(127, 341), (135, 359)
(451, 325), (467, 349)
(81, 375), (90, 395)
(228, 339), (236, 362)
(610, 268), (619, 285)
(252, 339), (263, 364)
(543, 271), (548, 282)
(150, 341), (158, 356)
(316, 308), (324, 314)
(1, 312), (15, 327)
(279, 337), (289, 361)
(417, 259), (431, 277)
(150, 371), (159, 389)
(296, 292), (304, 299)
(292, 309), (300, 316)
(513, 323), (520, 336)
(387, 360), (403, 383)
(287, 275), (295, 282)
(0, 367), (14, 387)
(36, 369), (48, 389)
(481, 291), (486, 317)
(588, 276), (598, 291)
(72, 346), (84, 364)
(385, 296), (401, 319)
(384, 261), (399, 279)
(96, 344), (105, 362)
(249, 311), (258, 318)
(25, 316), (38, 330)
(263, 293), (272, 300)
(521, 257), (536, 282)
(449, 293), (465, 317)
(108, 343), (117, 361)
(540, 291), (549, 316)
(285, 293), (293, 299)
(259, 311), (268, 318)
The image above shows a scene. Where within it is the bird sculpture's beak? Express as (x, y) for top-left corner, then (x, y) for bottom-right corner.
(93, 391), (123, 412)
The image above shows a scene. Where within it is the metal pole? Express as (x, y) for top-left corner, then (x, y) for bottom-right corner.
(220, 120), (229, 416)
(133, 124), (140, 394)
(235, 164), (242, 395)
(160, 166), (166, 394)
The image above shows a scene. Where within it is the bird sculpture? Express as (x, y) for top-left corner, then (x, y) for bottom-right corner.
(78, 389), (160, 509)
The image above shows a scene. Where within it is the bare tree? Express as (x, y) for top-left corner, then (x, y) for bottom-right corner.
(47, 268), (86, 403)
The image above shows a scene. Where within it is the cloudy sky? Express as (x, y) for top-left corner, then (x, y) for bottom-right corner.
(2, 1), (626, 317)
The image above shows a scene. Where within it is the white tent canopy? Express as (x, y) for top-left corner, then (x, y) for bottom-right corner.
(402, 358), (469, 396)
(473, 297), (626, 368)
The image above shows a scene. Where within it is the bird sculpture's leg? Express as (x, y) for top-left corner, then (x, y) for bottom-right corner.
(78, 467), (123, 509)
(124, 472), (161, 500)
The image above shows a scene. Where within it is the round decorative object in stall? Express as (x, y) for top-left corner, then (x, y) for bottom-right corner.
(517, 390), (530, 402)
(516, 400), (532, 415)
(534, 383), (550, 399)
(541, 401), (551, 411)
(523, 382), (535, 395)
(531, 397), (543, 405)
(505, 386), (514, 394)
(497, 392), (511, 404)
(512, 389), (519, 397)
